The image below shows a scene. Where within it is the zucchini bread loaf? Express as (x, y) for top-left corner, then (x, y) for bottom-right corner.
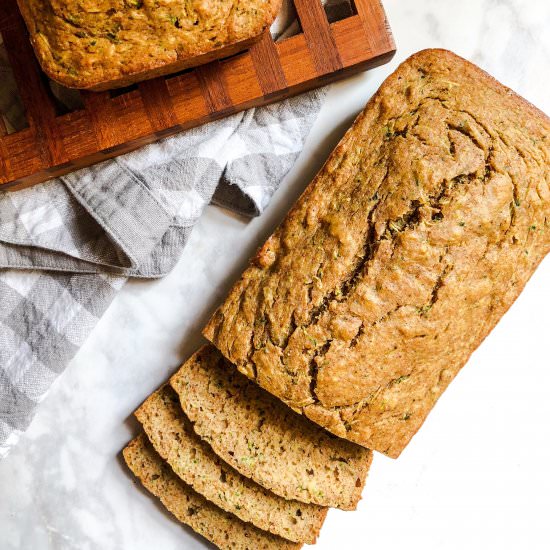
(204, 49), (550, 458)
(17, 0), (281, 90)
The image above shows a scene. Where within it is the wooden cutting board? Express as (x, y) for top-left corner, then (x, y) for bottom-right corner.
(0, 0), (395, 190)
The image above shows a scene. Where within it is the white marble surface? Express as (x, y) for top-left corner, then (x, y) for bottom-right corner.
(1, 1), (549, 549)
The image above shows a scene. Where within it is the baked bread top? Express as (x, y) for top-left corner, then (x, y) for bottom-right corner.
(204, 49), (550, 457)
(17, 0), (281, 89)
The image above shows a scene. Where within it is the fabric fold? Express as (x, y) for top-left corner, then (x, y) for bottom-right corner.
(63, 162), (174, 270)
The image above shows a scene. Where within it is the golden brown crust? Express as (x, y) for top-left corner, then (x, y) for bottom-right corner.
(123, 434), (301, 550)
(203, 49), (550, 458)
(17, 0), (282, 90)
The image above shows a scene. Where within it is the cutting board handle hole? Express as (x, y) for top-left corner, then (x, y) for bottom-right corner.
(324, 0), (358, 23)
(109, 83), (139, 99)
(0, 32), (28, 135)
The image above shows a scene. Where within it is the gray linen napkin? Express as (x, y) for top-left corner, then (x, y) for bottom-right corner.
(0, 0), (354, 458)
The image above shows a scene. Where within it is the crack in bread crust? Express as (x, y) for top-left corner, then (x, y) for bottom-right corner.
(203, 49), (550, 457)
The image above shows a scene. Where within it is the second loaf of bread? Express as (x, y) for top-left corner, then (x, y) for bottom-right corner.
(17, 0), (281, 90)
(204, 48), (550, 458)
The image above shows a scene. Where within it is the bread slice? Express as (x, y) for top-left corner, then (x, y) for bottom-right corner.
(123, 434), (300, 550)
(203, 48), (550, 458)
(170, 345), (372, 510)
(135, 386), (326, 544)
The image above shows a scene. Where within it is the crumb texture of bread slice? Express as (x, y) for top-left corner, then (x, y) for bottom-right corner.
(135, 386), (326, 543)
(170, 345), (372, 510)
(123, 434), (301, 550)
(203, 48), (550, 458)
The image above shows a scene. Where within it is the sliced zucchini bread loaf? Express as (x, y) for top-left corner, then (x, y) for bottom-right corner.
(204, 48), (550, 458)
